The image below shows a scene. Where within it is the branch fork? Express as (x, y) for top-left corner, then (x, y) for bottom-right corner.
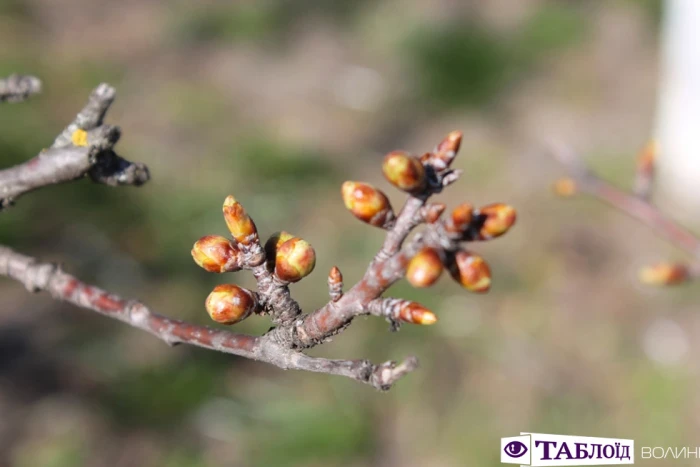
(0, 79), (517, 390)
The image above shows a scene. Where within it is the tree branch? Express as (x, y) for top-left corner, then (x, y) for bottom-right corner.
(0, 74), (41, 103)
(0, 84), (149, 209)
(551, 141), (700, 285)
(0, 245), (417, 389)
(1, 80), (516, 390)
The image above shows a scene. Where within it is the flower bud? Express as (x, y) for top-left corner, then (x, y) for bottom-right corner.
(430, 130), (462, 171)
(205, 284), (258, 324)
(264, 231), (294, 267)
(382, 150), (426, 192)
(191, 235), (241, 273)
(341, 181), (395, 228)
(222, 195), (257, 245)
(449, 250), (491, 293)
(421, 203), (446, 223)
(328, 266), (343, 301)
(638, 263), (689, 286)
(477, 203), (516, 240)
(553, 177), (577, 197)
(398, 301), (437, 325)
(406, 248), (443, 288)
(445, 203), (474, 234)
(275, 237), (316, 282)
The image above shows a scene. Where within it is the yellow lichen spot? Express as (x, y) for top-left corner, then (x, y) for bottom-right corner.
(71, 129), (88, 147)
(553, 177), (577, 197)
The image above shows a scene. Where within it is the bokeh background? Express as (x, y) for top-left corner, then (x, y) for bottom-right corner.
(2, 0), (699, 466)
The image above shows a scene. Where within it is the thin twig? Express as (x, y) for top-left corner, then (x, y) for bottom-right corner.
(0, 74), (41, 103)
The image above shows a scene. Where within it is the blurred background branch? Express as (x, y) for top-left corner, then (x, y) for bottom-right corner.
(0, 74), (41, 103)
(552, 141), (700, 286)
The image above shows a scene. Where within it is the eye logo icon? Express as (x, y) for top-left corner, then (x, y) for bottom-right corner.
(504, 441), (528, 458)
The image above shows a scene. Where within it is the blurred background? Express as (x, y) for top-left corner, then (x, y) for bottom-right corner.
(2, 0), (699, 466)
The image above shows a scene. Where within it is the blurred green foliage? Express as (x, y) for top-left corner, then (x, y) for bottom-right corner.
(405, 3), (587, 109)
(169, 1), (370, 46)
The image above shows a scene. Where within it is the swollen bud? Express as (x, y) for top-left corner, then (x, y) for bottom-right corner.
(553, 177), (577, 197)
(638, 263), (689, 286)
(264, 231), (294, 267)
(205, 284), (258, 325)
(445, 203), (474, 234)
(341, 181), (395, 228)
(191, 235), (241, 273)
(275, 237), (316, 282)
(223, 195), (258, 245)
(449, 250), (491, 293)
(398, 301), (437, 325)
(477, 203), (516, 240)
(406, 248), (443, 288)
(382, 150), (427, 192)
(431, 130), (462, 171)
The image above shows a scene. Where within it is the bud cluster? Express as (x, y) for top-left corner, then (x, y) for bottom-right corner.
(340, 131), (517, 324)
(191, 131), (517, 334)
(192, 195), (317, 326)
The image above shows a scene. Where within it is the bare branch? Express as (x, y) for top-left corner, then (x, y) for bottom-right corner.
(0, 74), (41, 103)
(0, 245), (418, 390)
(0, 84), (149, 209)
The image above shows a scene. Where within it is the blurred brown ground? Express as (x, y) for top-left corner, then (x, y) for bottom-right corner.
(2, 1), (699, 466)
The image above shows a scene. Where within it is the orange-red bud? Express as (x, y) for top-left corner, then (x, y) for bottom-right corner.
(553, 177), (577, 197)
(449, 250), (491, 293)
(637, 140), (657, 174)
(398, 301), (437, 325)
(422, 203), (446, 223)
(431, 130), (462, 171)
(222, 195), (257, 245)
(406, 248), (443, 288)
(638, 263), (689, 286)
(477, 203), (516, 240)
(328, 266), (343, 301)
(205, 284), (258, 324)
(264, 231), (294, 267)
(382, 150), (426, 192)
(445, 203), (474, 234)
(634, 140), (656, 198)
(329, 266), (343, 285)
(341, 181), (395, 228)
(191, 235), (241, 273)
(275, 237), (316, 282)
